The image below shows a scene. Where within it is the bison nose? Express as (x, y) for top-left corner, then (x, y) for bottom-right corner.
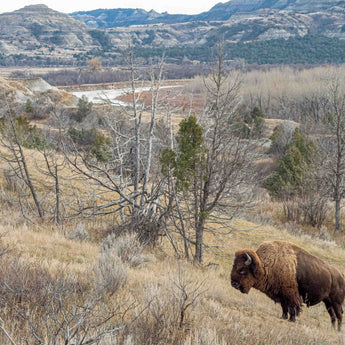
(231, 280), (240, 289)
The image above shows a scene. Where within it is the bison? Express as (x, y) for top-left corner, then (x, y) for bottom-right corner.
(231, 241), (345, 330)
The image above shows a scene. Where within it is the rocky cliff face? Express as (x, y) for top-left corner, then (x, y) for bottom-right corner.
(0, 5), (95, 46)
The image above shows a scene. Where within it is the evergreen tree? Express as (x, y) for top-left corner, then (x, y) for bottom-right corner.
(264, 128), (316, 198)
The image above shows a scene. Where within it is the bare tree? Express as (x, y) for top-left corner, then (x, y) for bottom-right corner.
(140, 56), (165, 206)
(63, 48), (166, 243)
(318, 77), (345, 231)
(38, 146), (66, 226)
(0, 109), (44, 219)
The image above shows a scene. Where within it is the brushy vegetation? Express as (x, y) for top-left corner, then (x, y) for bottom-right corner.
(1, 63), (345, 344)
(0, 207), (343, 344)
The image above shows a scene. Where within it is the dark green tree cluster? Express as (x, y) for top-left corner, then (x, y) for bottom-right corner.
(264, 128), (316, 199)
(68, 127), (110, 162)
(160, 115), (207, 193)
(73, 96), (93, 123)
(0, 112), (46, 150)
(131, 34), (345, 66)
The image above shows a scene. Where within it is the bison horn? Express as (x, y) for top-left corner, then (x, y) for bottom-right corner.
(244, 253), (252, 266)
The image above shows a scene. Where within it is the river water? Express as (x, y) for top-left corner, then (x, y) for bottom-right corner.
(71, 85), (181, 105)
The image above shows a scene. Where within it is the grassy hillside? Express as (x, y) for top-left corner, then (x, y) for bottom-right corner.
(0, 201), (343, 344)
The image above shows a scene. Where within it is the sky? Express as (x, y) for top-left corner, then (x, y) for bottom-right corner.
(0, 0), (224, 14)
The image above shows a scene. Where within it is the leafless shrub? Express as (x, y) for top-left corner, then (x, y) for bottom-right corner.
(0, 256), (81, 310)
(68, 222), (89, 242)
(171, 266), (206, 329)
(109, 211), (163, 247)
(283, 195), (329, 229)
(0, 254), (123, 344)
(319, 225), (332, 242)
(117, 266), (205, 345)
(2, 168), (20, 193)
(118, 283), (185, 345)
(299, 196), (329, 229)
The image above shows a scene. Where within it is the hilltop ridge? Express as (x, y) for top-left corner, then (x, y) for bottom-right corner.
(70, 0), (345, 27)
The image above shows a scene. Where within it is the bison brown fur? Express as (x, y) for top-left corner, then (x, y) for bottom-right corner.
(231, 241), (345, 330)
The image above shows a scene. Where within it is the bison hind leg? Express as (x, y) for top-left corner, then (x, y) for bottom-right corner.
(324, 299), (343, 331)
(333, 303), (343, 331)
(324, 299), (336, 329)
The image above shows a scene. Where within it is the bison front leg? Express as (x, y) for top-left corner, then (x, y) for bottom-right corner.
(288, 306), (297, 322)
(281, 303), (288, 320)
(287, 304), (301, 322)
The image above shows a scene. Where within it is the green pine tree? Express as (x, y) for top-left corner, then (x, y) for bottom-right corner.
(264, 128), (315, 198)
(160, 115), (207, 192)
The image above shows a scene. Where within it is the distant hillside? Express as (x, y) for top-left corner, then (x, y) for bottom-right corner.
(0, 5), (113, 66)
(0, 5), (95, 48)
(70, 8), (192, 28)
(2, 2), (345, 67)
(70, 0), (345, 27)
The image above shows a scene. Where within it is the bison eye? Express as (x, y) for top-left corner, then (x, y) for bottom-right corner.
(239, 270), (247, 275)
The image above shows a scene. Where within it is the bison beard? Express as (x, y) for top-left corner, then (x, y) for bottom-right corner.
(231, 241), (345, 330)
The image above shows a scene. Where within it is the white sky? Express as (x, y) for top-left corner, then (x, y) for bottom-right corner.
(0, 0), (224, 15)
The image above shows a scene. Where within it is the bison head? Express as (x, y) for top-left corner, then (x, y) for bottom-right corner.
(231, 249), (262, 294)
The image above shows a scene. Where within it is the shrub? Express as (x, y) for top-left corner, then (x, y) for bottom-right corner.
(68, 127), (110, 162)
(73, 95), (93, 122)
(102, 232), (147, 267)
(282, 195), (329, 229)
(264, 128), (316, 198)
(94, 251), (128, 297)
(68, 222), (89, 242)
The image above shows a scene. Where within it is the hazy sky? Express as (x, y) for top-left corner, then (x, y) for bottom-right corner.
(0, 0), (224, 14)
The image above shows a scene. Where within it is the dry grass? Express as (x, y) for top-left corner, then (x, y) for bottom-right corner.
(0, 191), (345, 344)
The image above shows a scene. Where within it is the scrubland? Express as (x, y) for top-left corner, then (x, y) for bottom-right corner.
(0, 201), (344, 344)
(1, 64), (345, 344)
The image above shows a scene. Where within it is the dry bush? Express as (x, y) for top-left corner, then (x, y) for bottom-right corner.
(101, 232), (149, 267)
(283, 196), (329, 229)
(117, 266), (205, 345)
(2, 168), (20, 193)
(0, 253), (125, 344)
(94, 232), (152, 297)
(119, 283), (185, 345)
(68, 222), (89, 242)
(94, 250), (128, 297)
